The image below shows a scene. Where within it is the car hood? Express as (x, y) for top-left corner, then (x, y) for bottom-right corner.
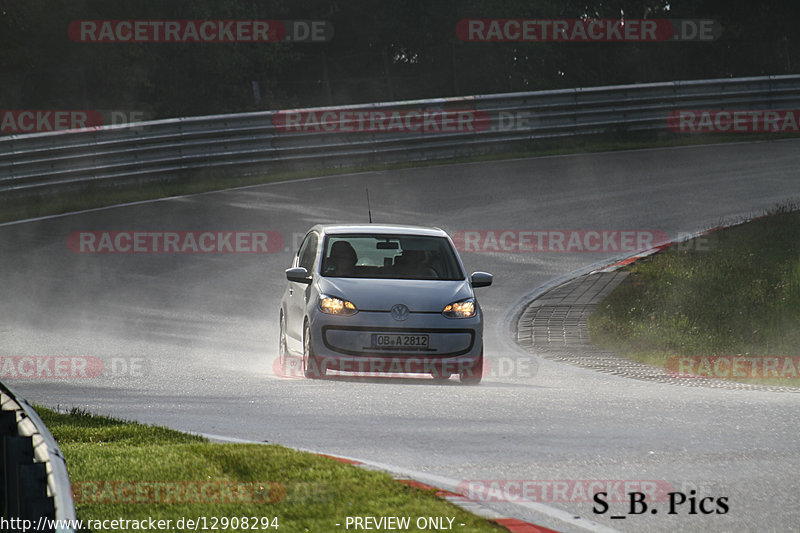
(316, 277), (473, 313)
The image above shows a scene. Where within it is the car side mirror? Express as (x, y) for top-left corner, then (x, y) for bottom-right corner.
(286, 267), (312, 284)
(470, 271), (493, 288)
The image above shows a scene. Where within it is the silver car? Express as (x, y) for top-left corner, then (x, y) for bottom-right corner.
(278, 224), (492, 384)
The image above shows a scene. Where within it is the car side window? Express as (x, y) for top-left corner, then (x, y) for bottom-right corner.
(297, 232), (318, 273)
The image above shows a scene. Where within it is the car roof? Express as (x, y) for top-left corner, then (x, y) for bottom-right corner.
(310, 224), (449, 238)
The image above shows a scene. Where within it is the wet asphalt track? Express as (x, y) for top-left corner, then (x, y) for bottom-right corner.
(2, 140), (800, 532)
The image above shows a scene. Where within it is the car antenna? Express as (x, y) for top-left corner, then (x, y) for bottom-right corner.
(366, 187), (373, 223)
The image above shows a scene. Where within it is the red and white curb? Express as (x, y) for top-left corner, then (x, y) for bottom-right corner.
(318, 454), (561, 533)
(593, 240), (674, 271)
(202, 434), (621, 533)
(398, 479), (561, 533)
(315, 453), (626, 533)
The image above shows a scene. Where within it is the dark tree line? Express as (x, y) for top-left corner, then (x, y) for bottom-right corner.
(1, 0), (799, 119)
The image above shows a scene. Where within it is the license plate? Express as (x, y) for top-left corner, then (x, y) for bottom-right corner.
(371, 334), (429, 349)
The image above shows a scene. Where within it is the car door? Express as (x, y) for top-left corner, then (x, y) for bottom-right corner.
(287, 231), (318, 345)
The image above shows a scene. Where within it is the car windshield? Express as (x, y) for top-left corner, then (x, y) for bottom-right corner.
(321, 234), (464, 280)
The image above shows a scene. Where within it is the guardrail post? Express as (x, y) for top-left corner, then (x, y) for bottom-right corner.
(0, 384), (75, 532)
(2, 435), (34, 527)
(19, 462), (55, 529)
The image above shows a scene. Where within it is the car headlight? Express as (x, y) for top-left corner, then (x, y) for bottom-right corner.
(319, 294), (358, 316)
(442, 298), (477, 318)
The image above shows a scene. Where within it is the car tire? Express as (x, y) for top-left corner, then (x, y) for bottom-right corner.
(459, 349), (483, 385)
(303, 322), (326, 378)
(279, 312), (289, 365)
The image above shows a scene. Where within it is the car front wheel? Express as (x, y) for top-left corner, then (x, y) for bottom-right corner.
(459, 349), (483, 385)
(303, 322), (326, 378)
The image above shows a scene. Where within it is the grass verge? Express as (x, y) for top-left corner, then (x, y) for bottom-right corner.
(588, 205), (800, 386)
(4, 131), (798, 225)
(37, 407), (504, 533)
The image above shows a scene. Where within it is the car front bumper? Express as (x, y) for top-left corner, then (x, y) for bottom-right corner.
(308, 310), (483, 375)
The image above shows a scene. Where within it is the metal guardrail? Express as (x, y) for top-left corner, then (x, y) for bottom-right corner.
(0, 382), (76, 532)
(2, 74), (800, 200)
